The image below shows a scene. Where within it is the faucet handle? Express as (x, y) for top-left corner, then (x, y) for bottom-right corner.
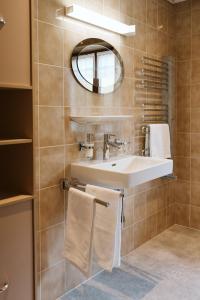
(104, 133), (115, 141)
(114, 138), (127, 146)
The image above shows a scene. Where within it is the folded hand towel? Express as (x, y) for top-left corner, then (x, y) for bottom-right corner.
(149, 124), (171, 158)
(64, 187), (96, 276)
(86, 185), (122, 272)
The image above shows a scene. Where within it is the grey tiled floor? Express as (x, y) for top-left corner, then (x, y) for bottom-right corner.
(61, 225), (200, 300)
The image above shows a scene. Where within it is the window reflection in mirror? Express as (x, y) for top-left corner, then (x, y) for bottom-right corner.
(71, 38), (124, 94)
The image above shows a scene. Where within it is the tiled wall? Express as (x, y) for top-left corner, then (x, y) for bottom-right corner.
(173, 0), (200, 229)
(33, 0), (176, 299)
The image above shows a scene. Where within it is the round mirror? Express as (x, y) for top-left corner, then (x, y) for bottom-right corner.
(71, 38), (124, 94)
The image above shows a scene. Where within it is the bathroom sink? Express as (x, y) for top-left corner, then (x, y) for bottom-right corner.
(71, 156), (173, 188)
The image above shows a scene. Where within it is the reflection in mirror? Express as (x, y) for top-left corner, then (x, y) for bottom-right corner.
(71, 38), (124, 94)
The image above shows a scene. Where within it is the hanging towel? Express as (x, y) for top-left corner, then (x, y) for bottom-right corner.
(149, 124), (171, 158)
(64, 187), (96, 277)
(86, 184), (122, 272)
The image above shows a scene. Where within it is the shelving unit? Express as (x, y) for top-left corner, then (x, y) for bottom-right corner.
(0, 1), (34, 299)
(0, 89), (33, 201)
(0, 84), (33, 90)
(0, 194), (33, 207)
(0, 138), (32, 145)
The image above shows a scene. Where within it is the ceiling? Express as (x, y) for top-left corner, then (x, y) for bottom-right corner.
(167, 0), (186, 3)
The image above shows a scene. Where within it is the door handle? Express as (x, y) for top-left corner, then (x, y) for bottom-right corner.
(0, 282), (9, 294)
(0, 17), (6, 28)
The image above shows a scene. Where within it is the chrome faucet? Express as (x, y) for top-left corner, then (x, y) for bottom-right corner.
(79, 133), (94, 160)
(103, 134), (126, 160)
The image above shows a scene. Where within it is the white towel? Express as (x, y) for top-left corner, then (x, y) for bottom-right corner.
(64, 187), (96, 276)
(86, 184), (122, 272)
(149, 124), (171, 158)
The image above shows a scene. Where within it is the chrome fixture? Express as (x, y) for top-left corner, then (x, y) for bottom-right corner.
(61, 178), (110, 207)
(103, 134), (126, 160)
(79, 133), (94, 160)
(0, 17), (6, 29)
(0, 282), (9, 294)
(61, 177), (125, 223)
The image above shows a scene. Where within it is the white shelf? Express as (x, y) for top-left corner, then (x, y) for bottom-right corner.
(70, 115), (133, 124)
(0, 139), (32, 146)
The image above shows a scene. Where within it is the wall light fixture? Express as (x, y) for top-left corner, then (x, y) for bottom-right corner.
(59, 4), (135, 36)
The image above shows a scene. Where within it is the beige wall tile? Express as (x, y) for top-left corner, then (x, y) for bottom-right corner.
(175, 203), (190, 226)
(168, 5), (176, 35)
(134, 220), (147, 248)
(146, 188), (159, 217)
(121, 226), (134, 256)
(177, 85), (190, 109)
(124, 196), (134, 227)
(133, 21), (146, 52)
(41, 262), (65, 300)
(40, 146), (64, 189)
(192, 34), (200, 59)
(191, 182), (200, 206)
(39, 186), (65, 230)
(147, 0), (157, 28)
(133, 192), (146, 223)
(174, 157), (190, 181)
(158, 3), (168, 33)
(64, 68), (88, 107)
(39, 22), (63, 66)
(177, 108), (190, 133)
(120, 0), (133, 18)
(191, 133), (200, 156)
(176, 133), (190, 156)
(190, 205), (200, 229)
(64, 29), (86, 68)
(65, 262), (86, 292)
(176, 35), (191, 60)
(173, 180), (190, 204)
(157, 185), (168, 211)
(191, 84), (200, 107)
(191, 59), (200, 83)
(157, 209), (167, 233)
(146, 27), (158, 55)
(132, 0), (146, 23)
(166, 204), (175, 228)
(175, 0), (191, 12)
(41, 224), (64, 270)
(146, 214), (157, 240)
(104, 0), (120, 11)
(65, 144), (81, 176)
(192, 0), (200, 10)
(157, 31), (168, 57)
(177, 61), (191, 86)
(191, 109), (200, 132)
(176, 10), (191, 36)
(39, 107), (64, 147)
(39, 65), (63, 106)
(192, 9), (200, 34)
(120, 46), (134, 77)
(191, 158), (200, 182)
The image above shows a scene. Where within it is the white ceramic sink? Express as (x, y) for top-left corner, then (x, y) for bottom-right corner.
(71, 156), (173, 188)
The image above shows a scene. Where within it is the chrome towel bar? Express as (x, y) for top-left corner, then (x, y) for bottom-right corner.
(61, 178), (125, 208)
(142, 56), (168, 66)
(61, 178), (110, 207)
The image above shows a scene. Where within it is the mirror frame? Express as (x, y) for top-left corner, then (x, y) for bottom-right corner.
(71, 38), (124, 94)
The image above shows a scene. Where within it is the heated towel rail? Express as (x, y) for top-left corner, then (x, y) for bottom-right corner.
(135, 55), (175, 156)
